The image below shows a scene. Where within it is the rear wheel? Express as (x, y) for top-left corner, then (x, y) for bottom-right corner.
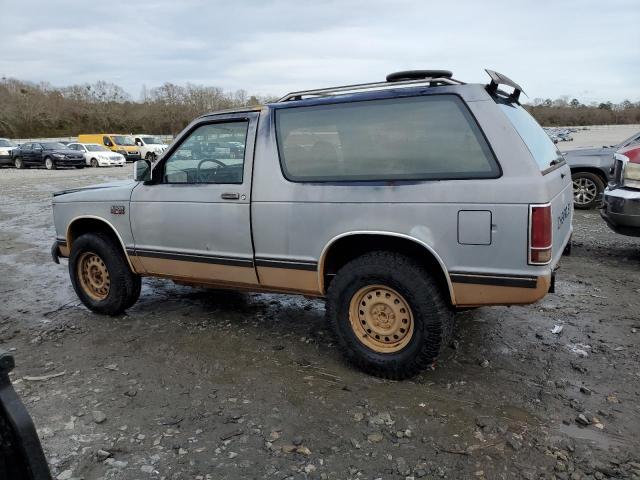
(44, 157), (55, 170)
(69, 233), (141, 315)
(14, 157), (24, 169)
(327, 251), (453, 379)
(572, 172), (604, 209)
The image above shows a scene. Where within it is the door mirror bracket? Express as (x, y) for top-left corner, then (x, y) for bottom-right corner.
(133, 160), (152, 182)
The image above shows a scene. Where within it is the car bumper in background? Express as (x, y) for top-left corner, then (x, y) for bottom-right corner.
(600, 187), (640, 237)
(124, 154), (142, 162)
(0, 154), (13, 165)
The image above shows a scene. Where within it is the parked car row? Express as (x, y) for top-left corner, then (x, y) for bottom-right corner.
(0, 133), (168, 170)
(544, 127), (579, 143)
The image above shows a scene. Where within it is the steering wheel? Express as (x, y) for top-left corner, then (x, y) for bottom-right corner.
(197, 158), (226, 182)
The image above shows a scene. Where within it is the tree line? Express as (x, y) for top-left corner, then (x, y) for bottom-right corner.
(0, 78), (638, 138)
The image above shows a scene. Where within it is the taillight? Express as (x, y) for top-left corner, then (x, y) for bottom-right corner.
(529, 204), (552, 265)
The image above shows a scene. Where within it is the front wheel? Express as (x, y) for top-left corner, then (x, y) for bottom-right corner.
(14, 157), (24, 169)
(327, 251), (453, 380)
(572, 172), (604, 210)
(69, 233), (141, 315)
(44, 157), (56, 170)
(90, 158), (99, 168)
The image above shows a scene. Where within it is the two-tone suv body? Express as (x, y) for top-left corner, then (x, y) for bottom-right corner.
(51, 70), (573, 378)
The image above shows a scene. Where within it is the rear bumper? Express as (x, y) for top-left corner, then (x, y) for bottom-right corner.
(600, 187), (640, 237)
(451, 271), (552, 307)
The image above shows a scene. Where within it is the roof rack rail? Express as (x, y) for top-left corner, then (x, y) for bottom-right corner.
(277, 73), (464, 102)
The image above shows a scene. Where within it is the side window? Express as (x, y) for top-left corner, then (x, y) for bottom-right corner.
(68, 144), (77, 150)
(275, 95), (499, 182)
(162, 121), (248, 184)
(22, 143), (32, 151)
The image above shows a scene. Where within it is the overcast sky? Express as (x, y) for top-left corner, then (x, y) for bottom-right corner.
(0, 0), (638, 103)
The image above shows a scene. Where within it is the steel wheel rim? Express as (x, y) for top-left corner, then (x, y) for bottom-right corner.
(77, 252), (110, 301)
(573, 177), (598, 205)
(349, 285), (414, 353)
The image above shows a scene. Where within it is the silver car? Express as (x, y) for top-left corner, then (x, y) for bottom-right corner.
(50, 70), (573, 379)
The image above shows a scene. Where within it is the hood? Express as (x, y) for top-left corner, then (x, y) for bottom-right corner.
(564, 146), (613, 157)
(53, 179), (138, 203)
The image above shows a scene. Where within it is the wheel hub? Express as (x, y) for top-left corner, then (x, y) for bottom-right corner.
(77, 252), (110, 301)
(349, 285), (414, 353)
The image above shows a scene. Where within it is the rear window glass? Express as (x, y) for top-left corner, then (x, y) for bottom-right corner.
(275, 95), (499, 182)
(498, 102), (562, 172)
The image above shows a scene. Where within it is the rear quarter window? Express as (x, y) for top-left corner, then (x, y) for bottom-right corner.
(275, 95), (499, 182)
(498, 102), (563, 172)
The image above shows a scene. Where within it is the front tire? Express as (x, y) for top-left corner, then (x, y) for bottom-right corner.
(69, 233), (141, 315)
(44, 157), (56, 170)
(90, 158), (99, 168)
(14, 157), (24, 169)
(572, 172), (604, 210)
(327, 251), (453, 380)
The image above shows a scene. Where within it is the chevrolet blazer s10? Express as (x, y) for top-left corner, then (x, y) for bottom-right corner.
(51, 70), (573, 379)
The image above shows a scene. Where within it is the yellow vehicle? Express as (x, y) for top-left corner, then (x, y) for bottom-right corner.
(77, 134), (142, 162)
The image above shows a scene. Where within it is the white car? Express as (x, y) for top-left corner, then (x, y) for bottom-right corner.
(67, 143), (126, 167)
(0, 138), (18, 166)
(134, 135), (168, 161)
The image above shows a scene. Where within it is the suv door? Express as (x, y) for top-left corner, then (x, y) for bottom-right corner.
(130, 113), (259, 286)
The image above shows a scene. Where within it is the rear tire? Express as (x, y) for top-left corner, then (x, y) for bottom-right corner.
(69, 233), (141, 315)
(572, 172), (604, 210)
(327, 251), (453, 380)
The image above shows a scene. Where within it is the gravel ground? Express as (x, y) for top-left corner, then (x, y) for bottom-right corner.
(1, 166), (639, 480)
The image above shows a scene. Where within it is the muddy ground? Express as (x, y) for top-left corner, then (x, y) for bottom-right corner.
(0, 166), (639, 480)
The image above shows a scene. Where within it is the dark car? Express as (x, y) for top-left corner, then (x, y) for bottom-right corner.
(12, 142), (86, 170)
(600, 145), (640, 237)
(564, 131), (640, 209)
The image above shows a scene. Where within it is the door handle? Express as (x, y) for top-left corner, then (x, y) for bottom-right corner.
(220, 192), (240, 200)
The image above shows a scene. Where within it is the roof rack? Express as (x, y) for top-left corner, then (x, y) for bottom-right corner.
(277, 72), (464, 102)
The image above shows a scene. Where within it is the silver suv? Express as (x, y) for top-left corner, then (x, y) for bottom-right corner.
(51, 70), (573, 379)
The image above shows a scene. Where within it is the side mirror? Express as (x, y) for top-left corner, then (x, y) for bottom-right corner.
(133, 160), (152, 182)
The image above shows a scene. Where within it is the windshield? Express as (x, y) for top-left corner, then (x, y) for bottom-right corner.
(141, 136), (162, 145)
(498, 102), (563, 171)
(86, 144), (109, 152)
(42, 142), (67, 150)
(113, 135), (136, 146)
(0, 139), (16, 147)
